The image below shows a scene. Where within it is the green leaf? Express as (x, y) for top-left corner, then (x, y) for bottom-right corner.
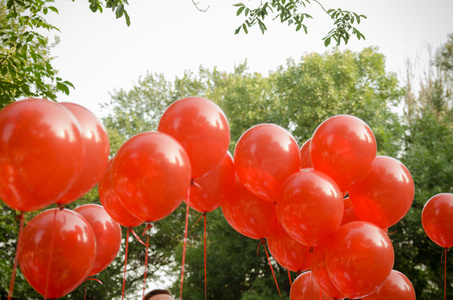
(115, 4), (124, 19)
(233, 3), (245, 7)
(57, 82), (70, 95)
(237, 6), (245, 16)
(324, 36), (331, 47)
(124, 10), (131, 26)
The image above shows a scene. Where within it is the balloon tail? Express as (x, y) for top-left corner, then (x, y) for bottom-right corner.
(7, 212), (25, 300)
(258, 239), (282, 298)
(287, 269), (292, 287)
(180, 203), (190, 300)
(44, 209), (59, 300)
(142, 223), (153, 299)
(121, 227), (131, 300)
(131, 228), (150, 246)
(204, 213), (207, 300)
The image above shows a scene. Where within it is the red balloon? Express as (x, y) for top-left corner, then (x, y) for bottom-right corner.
(325, 221), (394, 299)
(421, 193), (453, 248)
(310, 242), (347, 299)
(57, 102), (110, 204)
(234, 124), (301, 202)
(349, 156), (414, 229)
(277, 169), (343, 247)
(290, 271), (333, 300)
(74, 204), (122, 276)
(18, 208), (96, 298)
(267, 222), (311, 273)
(187, 152), (236, 213)
(299, 138), (313, 169)
(310, 115), (376, 193)
(222, 179), (279, 240)
(112, 132), (191, 222)
(158, 97), (230, 178)
(0, 99), (84, 211)
(363, 270), (416, 300)
(340, 197), (361, 226)
(98, 159), (144, 228)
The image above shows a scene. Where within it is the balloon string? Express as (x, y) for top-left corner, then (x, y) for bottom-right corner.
(287, 269), (292, 287)
(180, 203), (190, 300)
(84, 277), (103, 300)
(121, 227), (131, 300)
(7, 212), (25, 300)
(204, 213), (207, 300)
(131, 228), (149, 246)
(258, 239), (282, 298)
(442, 248), (449, 300)
(142, 232), (150, 299)
(44, 209), (59, 300)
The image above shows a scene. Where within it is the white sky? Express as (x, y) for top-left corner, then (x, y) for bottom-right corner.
(45, 0), (453, 118)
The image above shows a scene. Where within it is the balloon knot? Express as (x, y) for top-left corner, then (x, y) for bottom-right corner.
(142, 223), (153, 236)
(57, 203), (65, 210)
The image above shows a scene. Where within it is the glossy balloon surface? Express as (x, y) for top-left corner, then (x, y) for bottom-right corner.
(18, 208), (96, 298)
(349, 156), (414, 229)
(113, 132), (191, 222)
(290, 271), (333, 300)
(421, 193), (453, 248)
(158, 97), (230, 178)
(222, 179), (279, 240)
(363, 270), (416, 300)
(0, 99), (84, 211)
(234, 123), (301, 202)
(299, 138), (313, 169)
(74, 204), (122, 276)
(340, 197), (361, 226)
(58, 102), (109, 204)
(325, 221), (394, 299)
(277, 169), (343, 247)
(311, 115), (376, 193)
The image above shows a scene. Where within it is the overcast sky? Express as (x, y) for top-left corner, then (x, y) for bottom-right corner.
(44, 0), (453, 118)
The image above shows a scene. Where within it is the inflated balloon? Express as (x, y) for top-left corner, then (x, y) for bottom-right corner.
(310, 114), (377, 193)
(98, 159), (144, 228)
(290, 271), (333, 300)
(267, 222), (311, 273)
(421, 193), (453, 248)
(222, 178), (279, 240)
(277, 169), (343, 247)
(363, 270), (416, 300)
(349, 156), (414, 229)
(18, 208), (96, 298)
(325, 221), (394, 299)
(310, 242), (346, 299)
(187, 152), (236, 213)
(299, 138), (313, 169)
(0, 98), (84, 211)
(112, 132), (191, 222)
(57, 102), (110, 204)
(340, 197), (361, 226)
(234, 123), (301, 202)
(74, 204), (122, 276)
(158, 97), (230, 178)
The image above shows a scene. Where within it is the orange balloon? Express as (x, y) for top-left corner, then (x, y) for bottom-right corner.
(158, 97), (230, 178)
(422, 193), (453, 248)
(277, 169), (343, 247)
(349, 156), (414, 229)
(290, 271), (333, 300)
(299, 138), (313, 169)
(187, 152), (236, 213)
(363, 270), (416, 300)
(0, 99), (84, 211)
(112, 132), (191, 222)
(57, 102), (109, 204)
(311, 115), (376, 193)
(222, 179), (279, 240)
(325, 221), (394, 299)
(234, 123), (301, 202)
(18, 208), (96, 298)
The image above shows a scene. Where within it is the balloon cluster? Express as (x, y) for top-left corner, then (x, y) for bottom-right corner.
(1, 97), (419, 299)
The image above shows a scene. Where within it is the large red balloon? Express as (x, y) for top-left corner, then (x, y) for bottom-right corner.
(349, 156), (414, 229)
(421, 193), (453, 248)
(325, 221), (394, 299)
(222, 179), (279, 240)
(98, 159), (144, 228)
(299, 138), (313, 169)
(57, 102), (110, 204)
(158, 97), (230, 178)
(277, 169), (343, 247)
(112, 132), (191, 222)
(310, 242), (346, 299)
(290, 271), (333, 300)
(310, 115), (376, 193)
(340, 197), (361, 226)
(74, 204), (122, 276)
(0, 99), (84, 211)
(363, 270), (416, 300)
(18, 208), (96, 298)
(234, 124), (301, 202)
(187, 152), (236, 213)
(267, 222), (311, 273)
